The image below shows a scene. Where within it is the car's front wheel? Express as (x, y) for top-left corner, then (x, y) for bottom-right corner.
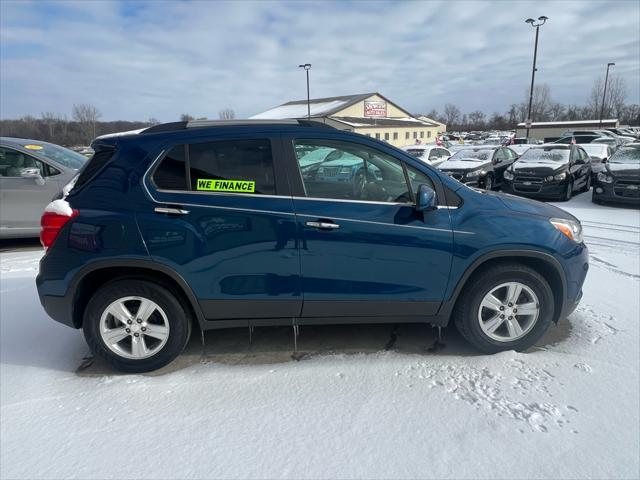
(454, 263), (554, 353)
(483, 174), (494, 191)
(83, 279), (192, 373)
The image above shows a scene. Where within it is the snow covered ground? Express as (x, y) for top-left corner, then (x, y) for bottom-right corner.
(1, 192), (639, 479)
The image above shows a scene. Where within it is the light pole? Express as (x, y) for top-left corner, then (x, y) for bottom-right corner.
(524, 15), (548, 139)
(298, 63), (312, 119)
(599, 62), (615, 128)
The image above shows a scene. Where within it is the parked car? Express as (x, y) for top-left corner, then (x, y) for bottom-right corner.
(592, 143), (640, 206)
(581, 144), (616, 179)
(552, 134), (602, 145)
(36, 120), (588, 372)
(401, 145), (451, 167)
(437, 146), (518, 190)
(0, 137), (87, 238)
(563, 130), (634, 146)
(502, 144), (592, 201)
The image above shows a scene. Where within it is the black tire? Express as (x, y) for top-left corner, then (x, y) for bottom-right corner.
(484, 174), (494, 191)
(592, 190), (603, 205)
(581, 174), (591, 193)
(453, 263), (554, 354)
(561, 180), (573, 202)
(83, 279), (192, 373)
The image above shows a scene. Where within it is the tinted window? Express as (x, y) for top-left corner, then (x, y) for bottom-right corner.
(154, 145), (188, 190)
(294, 139), (413, 203)
(189, 139), (275, 195)
(75, 147), (116, 188)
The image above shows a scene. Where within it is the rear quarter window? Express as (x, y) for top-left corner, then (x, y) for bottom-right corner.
(75, 147), (116, 189)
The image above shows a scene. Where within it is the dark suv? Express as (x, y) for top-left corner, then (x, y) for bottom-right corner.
(36, 120), (588, 372)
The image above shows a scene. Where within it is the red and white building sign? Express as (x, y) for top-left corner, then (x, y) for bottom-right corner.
(364, 101), (387, 117)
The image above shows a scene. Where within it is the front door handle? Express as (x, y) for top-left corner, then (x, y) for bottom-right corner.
(305, 221), (340, 230)
(154, 206), (190, 215)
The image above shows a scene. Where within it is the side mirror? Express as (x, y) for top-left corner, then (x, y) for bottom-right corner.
(416, 184), (437, 212)
(20, 168), (45, 186)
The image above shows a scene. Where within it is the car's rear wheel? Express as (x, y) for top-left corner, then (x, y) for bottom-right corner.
(454, 263), (554, 353)
(83, 280), (192, 373)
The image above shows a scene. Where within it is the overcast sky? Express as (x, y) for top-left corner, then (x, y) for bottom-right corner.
(1, 0), (638, 121)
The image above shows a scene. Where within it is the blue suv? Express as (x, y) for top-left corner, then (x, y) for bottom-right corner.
(36, 120), (589, 372)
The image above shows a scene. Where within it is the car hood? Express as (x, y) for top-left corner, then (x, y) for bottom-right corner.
(607, 162), (640, 176)
(512, 161), (568, 175)
(439, 159), (489, 171)
(490, 191), (576, 220)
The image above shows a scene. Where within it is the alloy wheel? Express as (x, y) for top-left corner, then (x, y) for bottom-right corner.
(477, 282), (540, 342)
(99, 296), (170, 359)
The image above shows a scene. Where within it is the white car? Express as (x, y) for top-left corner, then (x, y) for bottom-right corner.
(401, 145), (451, 167)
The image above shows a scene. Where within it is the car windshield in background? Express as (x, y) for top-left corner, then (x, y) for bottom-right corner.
(582, 145), (609, 158)
(449, 149), (491, 161)
(519, 148), (570, 163)
(609, 146), (640, 164)
(15, 140), (87, 170)
(405, 148), (426, 158)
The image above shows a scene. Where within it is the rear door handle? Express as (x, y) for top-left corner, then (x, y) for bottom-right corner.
(154, 207), (190, 215)
(305, 221), (340, 230)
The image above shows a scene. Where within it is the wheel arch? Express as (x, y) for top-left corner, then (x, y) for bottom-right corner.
(440, 250), (567, 325)
(70, 260), (206, 331)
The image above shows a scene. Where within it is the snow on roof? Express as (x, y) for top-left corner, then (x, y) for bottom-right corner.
(251, 100), (355, 119)
(95, 128), (146, 139)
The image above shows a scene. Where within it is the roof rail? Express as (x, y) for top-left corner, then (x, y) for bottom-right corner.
(186, 119), (299, 128)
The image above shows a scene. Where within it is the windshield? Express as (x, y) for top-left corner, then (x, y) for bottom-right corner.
(405, 148), (427, 158)
(519, 148), (570, 163)
(449, 149), (492, 161)
(609, 146), (640, 164)
(581, 145), (608, 157)
(14, 140), (87, 170)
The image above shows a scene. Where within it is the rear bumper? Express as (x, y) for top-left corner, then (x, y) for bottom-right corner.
(39, 292), (76, 328)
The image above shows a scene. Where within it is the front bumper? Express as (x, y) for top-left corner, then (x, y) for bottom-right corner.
(592, 178), (640, 205)
(502, 178), (568, 199)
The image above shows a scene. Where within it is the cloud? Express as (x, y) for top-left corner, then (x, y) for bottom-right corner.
(1, 0), (638, 121)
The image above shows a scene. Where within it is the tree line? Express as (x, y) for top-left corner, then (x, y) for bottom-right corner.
(423, 75), (639, 132)
(0, 105), (236, 146)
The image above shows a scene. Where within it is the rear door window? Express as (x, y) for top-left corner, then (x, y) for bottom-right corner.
(152, 139), (277, 195)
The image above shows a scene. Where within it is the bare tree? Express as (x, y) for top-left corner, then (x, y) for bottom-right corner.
(218, 108), (236, 120)
(72, 104), (101, 144)
(443, 103), (461, 126)
(41, 112), (60, 140)
(468, 110), (485, 129)
(587, 75), (627, 119)
(526, 84), (552, 122)
(180, 114), (194, 122)
(147, 117), (160, 125)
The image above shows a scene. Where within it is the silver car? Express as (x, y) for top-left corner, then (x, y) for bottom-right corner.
(0, 137), (87, 238)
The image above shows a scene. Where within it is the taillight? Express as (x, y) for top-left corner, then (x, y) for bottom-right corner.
(40, 200), (79, 249)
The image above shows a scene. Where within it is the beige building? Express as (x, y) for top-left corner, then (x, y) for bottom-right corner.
(252, 92), (444, 148)
(515, 119), (619, 141)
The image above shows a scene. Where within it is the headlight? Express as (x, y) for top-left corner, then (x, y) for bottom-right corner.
(503, 170), (514, 180)
(597, 172), (613, 183)
(554, 172), (567, 181)
(550, 218), (583, 243)
(339, 167), (351, 174)
(545, 175), (554, 182)
(465, 170), (482, 178)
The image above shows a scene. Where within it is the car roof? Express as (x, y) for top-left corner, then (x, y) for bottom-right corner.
(0, 136), (54, 147)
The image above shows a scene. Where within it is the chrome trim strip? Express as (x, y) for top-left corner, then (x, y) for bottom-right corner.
(296, 213), (453, 233)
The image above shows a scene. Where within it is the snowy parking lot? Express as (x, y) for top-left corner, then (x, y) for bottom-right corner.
(1, 192), (639, 479)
